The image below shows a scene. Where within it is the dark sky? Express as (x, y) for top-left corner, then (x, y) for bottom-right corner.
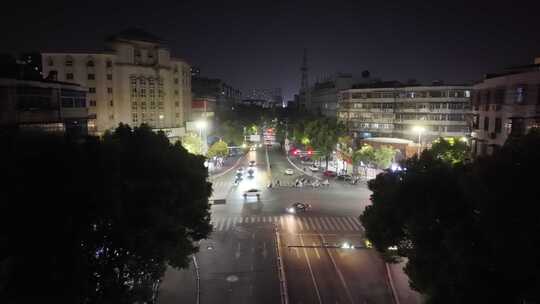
(2, 0), (540, 100)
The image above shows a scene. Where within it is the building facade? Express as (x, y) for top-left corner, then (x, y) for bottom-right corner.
(246, 88), (283, 107)
(41, 29), (191, 135)
(337, 84), (472, 143)
(309, 73), (354, 117)
(0, 78), (92, 137)
(191, 77), (241, 113)
(471, 58), (540, 156)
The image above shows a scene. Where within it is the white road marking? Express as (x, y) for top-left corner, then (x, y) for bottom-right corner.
(312, 242), (321, 259)
(345, 217), (360, 231)
(308, 218), (317, 231)
(302, 218), (311, 230)
(320, 234), (354, 304)
(319, 217), (329, 230)
(334, 217), (347, 231)
(297, 218), (304, 231)
(325, 217), (337, 230)
(341, 217), (354, 231)
(300, 235), (323, 304)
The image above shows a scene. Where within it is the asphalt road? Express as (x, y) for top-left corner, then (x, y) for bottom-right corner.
(159, 145), (394, 304)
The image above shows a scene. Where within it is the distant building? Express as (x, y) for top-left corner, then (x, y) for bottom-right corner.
(338, 83), (472, 143)
(41, 28), (191, 136)
(0, 78), (92, 137)
(308, 73), (355, 117)
(471, 57), (540, 156)
(191, 77), (241, 114)
(246, 88), (283, 107)
(191, 66), (201, 78)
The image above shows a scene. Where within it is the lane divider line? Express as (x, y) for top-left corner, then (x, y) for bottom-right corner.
(299, 234), (323, 304)
(319, 234), (354, 304)
(385, 263), (401, 304)
(274, 226), (289, 304)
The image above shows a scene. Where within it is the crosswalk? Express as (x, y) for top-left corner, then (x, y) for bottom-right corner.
(210, 180), (232, 200)
(210, 215), (364, 233)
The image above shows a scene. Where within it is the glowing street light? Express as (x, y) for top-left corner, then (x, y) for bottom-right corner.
(196, 120), (208, 155)
(412, 126), (425, 155)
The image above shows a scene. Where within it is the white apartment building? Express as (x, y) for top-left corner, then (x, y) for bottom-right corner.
(471, 58), (540, 156)
(337, 83), (472, 143)
(42, 29), (191, 136)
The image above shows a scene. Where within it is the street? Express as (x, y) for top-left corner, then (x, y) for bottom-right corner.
(159, 146), (394, 304)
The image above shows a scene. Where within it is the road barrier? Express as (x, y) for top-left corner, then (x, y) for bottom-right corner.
(273, 226), (289, 304)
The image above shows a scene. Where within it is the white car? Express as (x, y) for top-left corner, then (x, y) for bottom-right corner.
(243, 188), (261, 199)
(309, 165), (319, 172)
(284, 168), (294, 175)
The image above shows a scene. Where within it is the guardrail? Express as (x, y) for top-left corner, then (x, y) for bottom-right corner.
(273, 226), (289, 304)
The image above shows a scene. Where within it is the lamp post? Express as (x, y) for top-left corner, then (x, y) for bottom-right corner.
(412, 126), (425, 155)
(158, 114), (164, 129)
(196, 120), (207, 155)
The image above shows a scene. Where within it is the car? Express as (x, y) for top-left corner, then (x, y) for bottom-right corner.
(364, 239), (373, 249)
(284, 168), (294, 175)
(243, 188), (261, 199)
(309, 164), (319, 172)
(337, 174), (353, 181)
(247, 168), (255, 177)
(286, 202), (312, 213)
(236, 167), (245, 174)
(323, 170), (337, 177)
(249, 160), (256, 167)
(250, 146), (256, 151)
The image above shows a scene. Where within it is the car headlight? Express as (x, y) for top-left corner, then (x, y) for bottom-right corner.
(287, 208), (295, 213)
(341, 242), (353, 249)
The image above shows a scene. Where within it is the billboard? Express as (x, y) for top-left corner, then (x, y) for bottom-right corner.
(250, 134), (261, 142)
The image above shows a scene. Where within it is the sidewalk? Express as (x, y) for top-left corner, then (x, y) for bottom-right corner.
(387, 259), (423, 304)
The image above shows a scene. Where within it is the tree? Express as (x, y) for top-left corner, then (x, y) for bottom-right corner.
(360, 129), (540, 303)
(304, 118), (345, 170)
(372, 145), (397, 169)
(217, 120), (244, 146)
(207, 140), (228, 158)
(430, 137), (470, 164)
(182, 132), (203, 155)
(0, 124), (212, 303)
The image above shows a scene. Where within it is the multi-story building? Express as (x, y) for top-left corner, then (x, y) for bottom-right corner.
(309, 73), (354, 117)
(246, 88), (283, 107)
(191, 77), (241, 113)
(41, 28), (191, 135)
(471, 57), (540, 156)
(337, 82), (472, 143)
(0, 77), (92, 137)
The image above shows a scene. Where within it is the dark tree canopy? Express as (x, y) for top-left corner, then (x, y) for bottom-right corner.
(0, 124), (212, 303)
(361, 129), (540, 304)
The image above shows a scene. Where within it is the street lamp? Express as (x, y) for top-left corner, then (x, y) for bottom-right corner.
(412, 126), (425, 155)
(158, 114), (164, 129)
(196, 120), (207, 155)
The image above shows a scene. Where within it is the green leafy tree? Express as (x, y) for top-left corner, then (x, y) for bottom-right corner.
(218, 120), (244, 146)
(182, 132), (203, 155)
(430, 137), (470, 164)
(360, 129), (540, 304)
(304, 118), (345, 170)
(0, 124), (212, 303)
(207, 140), (228, 158)
(372, 145), (397, 169)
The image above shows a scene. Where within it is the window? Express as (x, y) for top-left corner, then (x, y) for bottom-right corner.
(516, 85), (526, 103)
(140, 78), (146, 86)
(175, 101), (179, 107)
(89, 87), (96, 93)
(65, 56), (73, 66)
(176, 113), (180, 118)
(47, 57), (54, 66)
(107, 87), (113, 94)
(86, 60), (94, 67)
(495, 118), (502, 133)
(483, 116), (490, 131)
(106, 60), (112, 68)
(140, 88), (146, 97)
(109, 114), (114, 120)
(66, 73), (74, 80)
(109, 100), (114, 107)
(130, 77), (137, 85)
(131, 88), (137, 97)
(89, 100), (96, 107)
(174, 78), (179, 84)
(107, 74), (112, 80)
(87, 74), (95, 80)
(174, 90), (178, 96)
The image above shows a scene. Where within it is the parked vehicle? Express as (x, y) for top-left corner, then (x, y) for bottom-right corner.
(309, 164), (319, 172)
(284, 168), (294, 175)
(323, 170), (337, 177)
(337, 174), (353, 181)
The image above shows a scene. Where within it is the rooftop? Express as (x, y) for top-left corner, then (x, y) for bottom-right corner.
(107, 28), (166, 44)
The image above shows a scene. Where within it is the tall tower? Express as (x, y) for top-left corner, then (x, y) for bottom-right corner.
(300, 48), (310, 110)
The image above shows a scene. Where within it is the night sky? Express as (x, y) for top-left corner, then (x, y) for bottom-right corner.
(2, 0), (539, 100)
